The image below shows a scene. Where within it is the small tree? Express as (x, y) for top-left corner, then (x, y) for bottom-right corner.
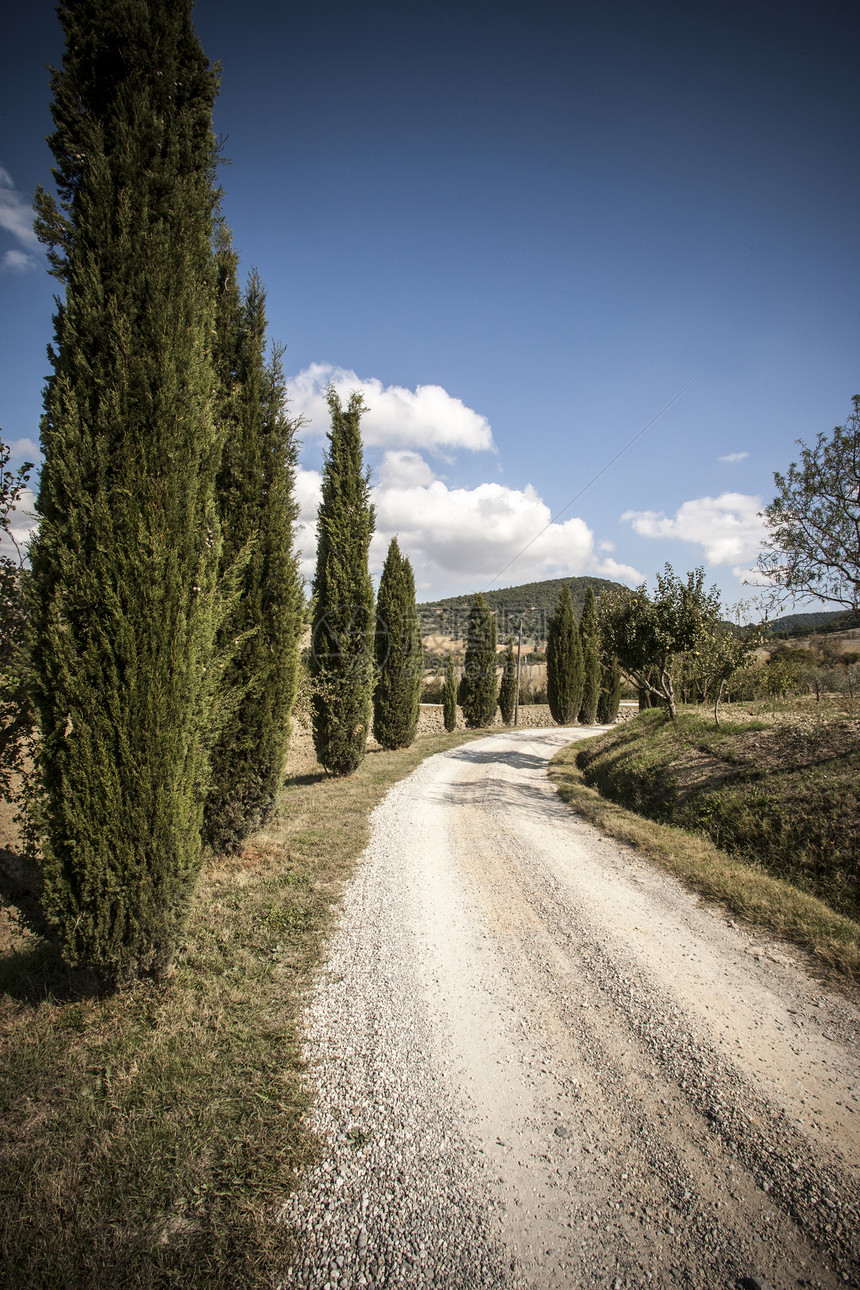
(596, 654), (623, 724)
(373, 537), (422, 750)
(546, 585), (584, 724)
(498, 637), (517, 725)
(443, 653), (458, 732)
(600, 565), (722, 721)
(578, 585), (600, 724)
(310, 388), (375, 775)
(0, 440), (34, 803)
(461, 594), (498, 728)
(757, 395), (860, 611)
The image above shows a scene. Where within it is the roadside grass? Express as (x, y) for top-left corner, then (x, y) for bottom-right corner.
(549, 707), (860, 984)
(0, 728), (480, 1290)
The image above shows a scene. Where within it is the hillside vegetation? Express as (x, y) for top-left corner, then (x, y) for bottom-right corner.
(418, 574), (619, 638)
(573, 708), (859, 923)
(550, 706), (860, 980)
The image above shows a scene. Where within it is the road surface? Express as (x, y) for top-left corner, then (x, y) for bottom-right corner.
(281, 727), (859, 1289)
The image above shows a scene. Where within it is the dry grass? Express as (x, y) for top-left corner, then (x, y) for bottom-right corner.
(0, 728), (480, 1289)
(549, 715), (860, 986)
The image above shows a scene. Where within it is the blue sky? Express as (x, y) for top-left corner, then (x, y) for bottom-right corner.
(1, 0), (858, 612)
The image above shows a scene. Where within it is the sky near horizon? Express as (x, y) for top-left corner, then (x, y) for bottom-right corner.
(1, 0), (858, 614)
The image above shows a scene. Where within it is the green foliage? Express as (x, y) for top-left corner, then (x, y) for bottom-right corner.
(596, 654), (622, 724)
(28, 0), (223, 983)
(0, 440), (34, 802)
(757, 395), (860, 612)
(310, 388), (375, 774)
(204, 254), (304, 851)
(575, 712), (860, 923)
(546, 585), (584, 724)
(498, 638), (517, 725)
(461, 594), (498, 728)
(443, 653), (458, 732)
(373, 538), (422, 749)
(578, 585), (600, 724)
(599, 565), (724, 720)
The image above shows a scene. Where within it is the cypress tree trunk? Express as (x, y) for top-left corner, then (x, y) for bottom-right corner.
(546, 585), (584, 725)
(498, 638), (517, 725)
(461, 594), (498, 728)
(578, 585), (601, 724)
(443, 653), (458, 732)
(29, 0), (222, 983)
(310, 389), (375, 775)
(373, 538), (421, 750)
(204, 255), (303, 852)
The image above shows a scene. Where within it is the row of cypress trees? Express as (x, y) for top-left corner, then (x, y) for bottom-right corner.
(23, 0), (621, 983)
(547, 584), (622, 725)
(28, 0), (304, 983)
(450, 584), (622, 731)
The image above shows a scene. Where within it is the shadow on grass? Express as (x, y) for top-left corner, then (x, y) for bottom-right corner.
(283, 769), (328, 788)
(0, 938), (111, 1005)
(0, 847), (116, 1004)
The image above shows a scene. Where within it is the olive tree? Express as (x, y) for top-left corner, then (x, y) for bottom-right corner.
(757, 395), (860, 612)
(599, 565), (723, 721)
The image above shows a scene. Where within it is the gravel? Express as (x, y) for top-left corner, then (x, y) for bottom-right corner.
(278, 728), (860, 1289)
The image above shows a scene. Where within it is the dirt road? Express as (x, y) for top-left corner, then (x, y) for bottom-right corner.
(282, 728), (859, 1289)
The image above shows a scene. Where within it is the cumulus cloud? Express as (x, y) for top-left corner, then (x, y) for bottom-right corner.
(596, 555), (645, 584)
(293, 448), (642, 596)
(718, 451), (749, 463)
(2, 248), (35, 273)
(293, 466), (323, 578)
(289, 362), (494, 454)
(0, 168), (40, 272)
(0, 488), (38, 560)
(8, 437), (40, 462)
(621, 492), (766, 566)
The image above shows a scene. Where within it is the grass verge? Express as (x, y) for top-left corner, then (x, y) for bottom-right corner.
(549, 717), (860, 985)
(0, 729), (480, 1289)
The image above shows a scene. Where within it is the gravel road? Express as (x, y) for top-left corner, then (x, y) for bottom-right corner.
(279, 727), (860, 1290)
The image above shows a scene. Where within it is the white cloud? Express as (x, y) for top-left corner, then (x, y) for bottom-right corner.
(0, 167), (40, 254)
(293, 466), (323, 579)
(289, 362), (494, 454)
(621, 492), (766, 565)
(596, 555), (645, 584)
(377, 450), (437, 489)
(2, 248), (36, 273)
(8, 437), (40, 461)
(0, 488), (38, 560)
(718, 451), (749, 463)
(292, 447), (642, 596)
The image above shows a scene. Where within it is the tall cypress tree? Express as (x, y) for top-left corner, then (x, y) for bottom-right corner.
(310, 388), (375, 775)
(461, 593), (498, 728)
(498, 637), (517, 725)
(578, 585), (601, 724)
(204, 253), (304, 851)
(30, 0), (222, 982)
(443, 653), (458, 732)
(597, 653), (623, 723)
(373, 537), (421, 750)
(546, 585), (584, 725)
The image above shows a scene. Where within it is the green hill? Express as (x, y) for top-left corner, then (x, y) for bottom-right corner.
(765, 610), (857, 637)
(418, 575), (621, 643)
